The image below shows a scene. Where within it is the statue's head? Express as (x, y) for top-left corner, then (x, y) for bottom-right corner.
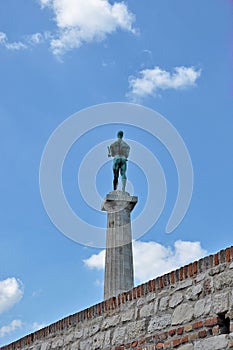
(117, 130), (124, 139)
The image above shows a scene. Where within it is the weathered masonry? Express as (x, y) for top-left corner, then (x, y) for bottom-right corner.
(2, 246), (233, 350)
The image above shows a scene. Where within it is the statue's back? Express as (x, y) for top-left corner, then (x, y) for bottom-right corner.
(110, 140), (130, 158)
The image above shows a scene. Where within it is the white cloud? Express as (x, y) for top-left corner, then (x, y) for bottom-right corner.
(39, 0), (52, 7)
(133, 240), (206, 284)
(1, 1), (135, 57)
(0, 278), (24, 314)
(84, 250), (105, 270)
(0, 32), (27, 50)
(26, 33), (44, 45)
(83, 240), (207, 284)
(128, 66), (201, 100)
(38, 0), (135, 56)
(0, 319), (22, 338)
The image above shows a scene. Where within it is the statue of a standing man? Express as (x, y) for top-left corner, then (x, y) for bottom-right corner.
(108, 131), (130, 192)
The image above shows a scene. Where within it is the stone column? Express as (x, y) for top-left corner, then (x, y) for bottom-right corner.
(102, 191), (138, 300)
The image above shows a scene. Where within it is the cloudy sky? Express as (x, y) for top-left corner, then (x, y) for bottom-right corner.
(0, 0), (232, 346)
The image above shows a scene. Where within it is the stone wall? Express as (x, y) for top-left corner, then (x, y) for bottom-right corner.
(2, 246), (233, 350)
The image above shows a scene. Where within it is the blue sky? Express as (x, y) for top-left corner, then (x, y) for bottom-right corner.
(0, 0), (232, 345)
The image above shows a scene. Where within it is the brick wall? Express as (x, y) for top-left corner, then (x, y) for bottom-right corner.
(2, 246), (233, 350)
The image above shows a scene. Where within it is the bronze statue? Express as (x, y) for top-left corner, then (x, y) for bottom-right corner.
(108, 131), (130, 192)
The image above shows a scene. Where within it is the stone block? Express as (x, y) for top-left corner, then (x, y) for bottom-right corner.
(88, 323), (100, 336)
(70, 340), (80, 350)
(121, 308), (135, 322)
(159, 296), (169, 311)
(64, 332), (74, 345)
(179, 344), (194, 350)
(126, 319), (147, 340)
(169, 292), (183, 308)
(80, 338), (92, 350)
(172, 304), (194, 325)
(194, 299), (205, 318)
(148, 314), (171, 333)
(92, 332), (105, 349)
(213, 292), (229, 314)
(209, 265), (225, 276)
(103, 329), (111, 348)
(102, 315), (120, 329)
(185, 284), (202, 301)
(175, 279), (192, 291)
(139, 303), (154, 318)
(73, 329), (83, 339)
(196, 272), (206, 282)
(214, 270), (233, 290)
(112, 327), (126, 345)
(51, 338), (64, 349)
(40, 344), (50, 350)
(194, 334), (228, 349)
(145, 292), (156, 303)
(203, 277), (214, 295)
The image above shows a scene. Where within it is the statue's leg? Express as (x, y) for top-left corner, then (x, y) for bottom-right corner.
(113, 159), (120, 190)
(113, 169), (119, 190)
(120, 160), (127, 192)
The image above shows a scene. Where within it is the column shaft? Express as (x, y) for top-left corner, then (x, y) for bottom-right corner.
(102, 192), (137, 300)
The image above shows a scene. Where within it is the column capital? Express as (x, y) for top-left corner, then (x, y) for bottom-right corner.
(101, 190), (138, 213)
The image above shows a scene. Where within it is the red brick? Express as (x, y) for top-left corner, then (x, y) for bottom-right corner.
(188, 263), (193, 277)
(177, 327), (184, 335)
(179, 267), (183, 281)
(152, 279), (156, 292)
(193, 261), (197, 274)
(204, 317), (218, 327)
(148, 280), (152, 292)
(111, 297), (116, 309)
(131, 341), (138, 347)
(137, 286), (141, 298)
(226, 248), (231, 262)
(181, 335), (188, 343)
(168, 329), (176, 336)
(160, 276), (164, 288)
(141, 284), (145, 296)
(171, 271), (175, 284)
(214, 253), (219, 266)
(173, 338), (181, 347)
(193, 321), (203, 329)
(139, 338), (146, 344)
(231, 246), (233, 260)
(198, 330), (207, 338)
(121, 293), (125, 304)
(156, 343), (164, 349)
(183, 266), (188, 279)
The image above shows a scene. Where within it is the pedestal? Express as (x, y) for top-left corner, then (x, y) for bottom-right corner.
(102, 191), (138, 300)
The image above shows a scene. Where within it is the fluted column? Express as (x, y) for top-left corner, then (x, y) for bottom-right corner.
(102, 191), (138, 300)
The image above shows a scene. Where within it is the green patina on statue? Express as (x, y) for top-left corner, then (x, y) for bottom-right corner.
(108, 131), (130, 192)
